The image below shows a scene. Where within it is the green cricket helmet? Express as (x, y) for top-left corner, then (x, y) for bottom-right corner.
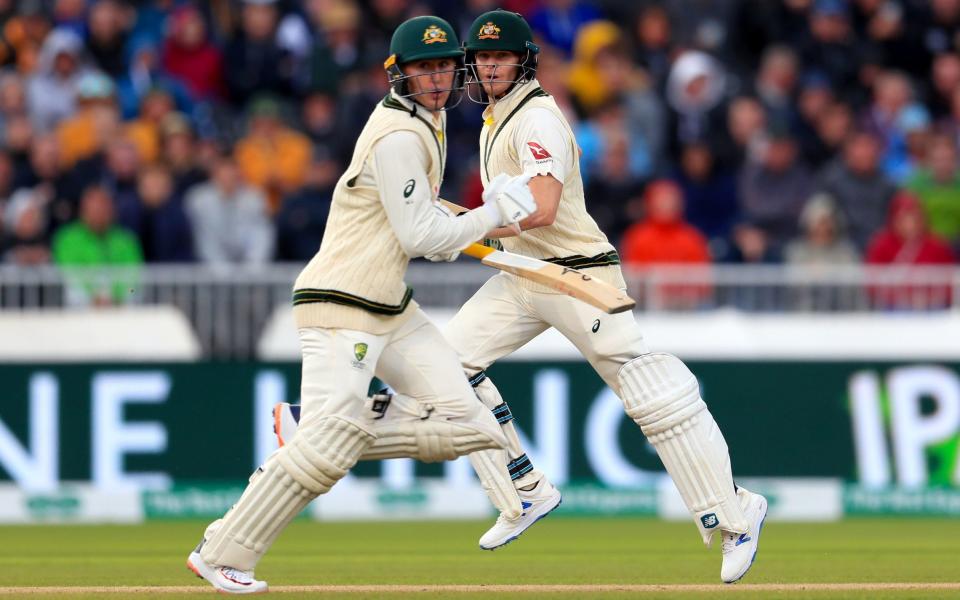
(384, 16), (466, 110)
(463, 9), (540, 103)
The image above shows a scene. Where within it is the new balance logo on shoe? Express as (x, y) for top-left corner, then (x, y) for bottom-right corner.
(735, 533), (752, 546)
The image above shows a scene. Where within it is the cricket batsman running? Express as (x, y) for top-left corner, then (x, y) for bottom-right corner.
(453, 10), (768, 583)
(185, 15), (537, 594)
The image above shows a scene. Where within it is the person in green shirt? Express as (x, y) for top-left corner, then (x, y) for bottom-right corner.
(905, 133), (960, 246)
(52, 184), (143, 305)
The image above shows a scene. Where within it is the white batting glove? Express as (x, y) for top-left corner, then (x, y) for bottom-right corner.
(482, 173), (536, 227)
(424, 250), (460, 262)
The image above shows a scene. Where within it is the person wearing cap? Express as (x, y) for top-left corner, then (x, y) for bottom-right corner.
(184, 15), (536, 594)
(437, 9), (766, 583)
(54, 70), (121, 167)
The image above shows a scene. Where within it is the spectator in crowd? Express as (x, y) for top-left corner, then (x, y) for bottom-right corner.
(13, 133), (74, 230)
(0, 72), (27, 138)
(5, 114), (33, 176)
(723, 95), (767, 169)
(159, 112), (206, 197)
(52, 0), (87, 36)
(725, 219), (781, 264)
(738, 126), (814, 251)
(84, 0), (128, 78)
(665, 50), (729, 163)
(0, 188), (49, 265)
(186, 153), (273, 264)
(529, 0), (601, 58)
(299, 89), (347, 170)
(866, 191), (956, 309)
(621, 179), (711, 265)
(918, 0), (960, 62)
(160, 4), (225, 103)
(784, 192), (860, 266)
(124, 87), (175, 164)
(567, 22), (666, 166)
(621, 178), (712, 308)
(803, 96), (852, 169)
(224, 0), (294, 106)
(851, 0), (926, 76)
(673, 139), (739, 259)
(631, 3), (674, 90)
(906, 133), (960, 246)
(751, 45), (800, 130)
(79, 136), (141, 231)
(274, 157), (334, 262)
(799, 0), (864, 102)
(794, 71), (834, 164)
(582, 126), (647, 245)
(927, 51), (960, 119)
(116, 35), (192, 121)
(129, 163), (193, 262)
(26, 28), (91, 132)
(817, 129), (897, 250)
(307, 0), (367, 94)
(52, 183), (143, 305)
(234, 94), (311, 213)
(0, 2), (52, 74)
(55, 71), (122, 168)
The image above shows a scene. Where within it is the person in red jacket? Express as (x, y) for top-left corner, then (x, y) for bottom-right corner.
(161, 5), (225, 102)
(865, 191), (956, 309)
(621, 179), (711, 264)
(620, 179), (712, 307)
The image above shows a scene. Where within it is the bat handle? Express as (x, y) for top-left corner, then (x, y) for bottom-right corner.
(463, 243), (496, 259)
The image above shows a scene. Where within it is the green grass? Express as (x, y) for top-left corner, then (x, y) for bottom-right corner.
(0, 518), (958, 599)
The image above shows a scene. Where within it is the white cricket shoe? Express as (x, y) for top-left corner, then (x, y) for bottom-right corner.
(187, 526), (268, 594)
(720, 487), (768, 583)
(479, 478), (562, 550)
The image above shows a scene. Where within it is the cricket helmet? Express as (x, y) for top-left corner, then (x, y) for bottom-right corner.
(384, 16), (466, 110)
(463, 9), (540, 103)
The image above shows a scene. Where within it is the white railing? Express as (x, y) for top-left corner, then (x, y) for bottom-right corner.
(1, 263), (958, 358)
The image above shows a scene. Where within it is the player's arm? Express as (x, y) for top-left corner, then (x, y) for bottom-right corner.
(486, 108), (569, 237)
(372, 131), (513, 258)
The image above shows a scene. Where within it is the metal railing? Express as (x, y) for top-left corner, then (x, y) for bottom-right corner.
(2, 263), (958, 358)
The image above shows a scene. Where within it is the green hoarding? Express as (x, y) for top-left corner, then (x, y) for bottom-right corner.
(1, 361), (958, 492)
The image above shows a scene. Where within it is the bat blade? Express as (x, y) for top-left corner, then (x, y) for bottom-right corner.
(479, 250), (635, 314)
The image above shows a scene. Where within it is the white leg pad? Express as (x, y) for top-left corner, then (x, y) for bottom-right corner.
(201, 415), (374, 570)
(618, 353), (748, 545)
(362, 394), (507, 462)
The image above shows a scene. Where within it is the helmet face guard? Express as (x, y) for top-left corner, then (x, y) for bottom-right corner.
(385, 16), (466, 112)
(462, 10), (540, 104)
(464, 44), (538, 104)
(385, 55), (467, 111)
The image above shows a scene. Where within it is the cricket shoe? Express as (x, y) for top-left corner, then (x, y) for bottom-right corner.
(479, 478), (562, 550)
(273, 402), (300, 447)
(186, 521), (268, 594)
(720, 487), (768, 583)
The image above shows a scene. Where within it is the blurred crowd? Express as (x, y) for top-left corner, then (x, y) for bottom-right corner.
(1, 0), (960, 307)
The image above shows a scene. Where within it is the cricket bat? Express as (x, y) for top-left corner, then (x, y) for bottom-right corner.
(438, 199), (636, 314)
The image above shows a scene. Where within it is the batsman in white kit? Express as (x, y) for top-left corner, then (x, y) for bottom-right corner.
(185, 15), (539, 594)
(277, 9), (768, 585)
(457, 10), (766, 583)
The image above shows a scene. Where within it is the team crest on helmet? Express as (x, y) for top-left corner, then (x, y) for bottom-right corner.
(478, 21), (501, 40)
(422, 24), (448, 44)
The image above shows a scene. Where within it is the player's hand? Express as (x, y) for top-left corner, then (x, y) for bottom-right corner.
(482, 173), (536, 226)
(425, 250), (460, 262)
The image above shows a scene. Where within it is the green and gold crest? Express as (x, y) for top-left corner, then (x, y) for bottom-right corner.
(354, 343), (368, 362)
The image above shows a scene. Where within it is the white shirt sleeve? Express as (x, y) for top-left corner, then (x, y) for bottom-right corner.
(511, 107), (572, 183)
(372, 130), (498, 258)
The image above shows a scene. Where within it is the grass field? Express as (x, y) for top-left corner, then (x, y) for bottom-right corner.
(1, 517), (958, 599)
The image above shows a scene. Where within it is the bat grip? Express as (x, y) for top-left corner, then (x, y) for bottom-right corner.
(463, 244), (496, 259)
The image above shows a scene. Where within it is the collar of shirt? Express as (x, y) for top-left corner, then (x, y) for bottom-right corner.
(389, 89), (444, 128)
(482, 78), (541, 127)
